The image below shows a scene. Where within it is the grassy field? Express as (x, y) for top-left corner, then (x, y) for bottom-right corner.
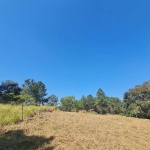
(0, 104), (54, 125)
(0, 105), (150, 150)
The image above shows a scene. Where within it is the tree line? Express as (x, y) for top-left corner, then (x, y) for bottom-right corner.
(59, 90), (123, 115)
(0, 79), (58, 106)
(0, 79), (150, 119)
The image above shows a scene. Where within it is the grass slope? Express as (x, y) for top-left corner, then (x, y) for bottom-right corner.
(0, 104), (54, 125)
(1, 109), (150, 150)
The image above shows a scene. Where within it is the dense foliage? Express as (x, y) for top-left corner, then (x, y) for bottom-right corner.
(1, 79), (150, 119)
(123, 81), (150, 119)
(22, 79), (47, 104)
(59, 88), (123, 115)
(0, 80), (21, 103)
(0, 79), (57, 106)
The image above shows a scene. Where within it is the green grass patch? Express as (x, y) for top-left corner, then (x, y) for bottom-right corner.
(0, 104), (54, 125)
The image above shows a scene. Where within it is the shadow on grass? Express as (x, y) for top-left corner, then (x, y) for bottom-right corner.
(0, 129), (55, 150)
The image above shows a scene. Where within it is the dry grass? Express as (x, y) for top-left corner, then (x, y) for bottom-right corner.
(1, 109), (150, 150)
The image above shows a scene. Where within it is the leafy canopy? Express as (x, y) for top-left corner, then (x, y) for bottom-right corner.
(22, 79), (47, 103)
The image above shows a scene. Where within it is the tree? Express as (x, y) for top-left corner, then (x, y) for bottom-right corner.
(0, 80), (21, 103)
(72, 100), (79, 112)
(123, 80), (150, 118)
(86, 94), (95, 110)
(19, 90), (34, 103)
(95, 88), (107, 114)
(60, 96), (75, 112)
(22, 79), (47, 104)
(79, 95), (95, 111)
(80, 95), (87, 110)
(47, 94), (58, 106)
(107, 97), (123, 114)
(0, 80), (21, 95)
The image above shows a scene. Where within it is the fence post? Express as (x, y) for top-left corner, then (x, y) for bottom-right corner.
(22, 102), (23, 121)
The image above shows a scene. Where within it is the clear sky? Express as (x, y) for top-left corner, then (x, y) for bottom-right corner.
(0, 0), (150, 100)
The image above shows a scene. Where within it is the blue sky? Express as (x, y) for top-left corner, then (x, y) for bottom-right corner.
(0, 0), (150, 100)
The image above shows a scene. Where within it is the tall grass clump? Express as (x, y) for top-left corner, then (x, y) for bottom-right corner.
(0, 104), (54, 125)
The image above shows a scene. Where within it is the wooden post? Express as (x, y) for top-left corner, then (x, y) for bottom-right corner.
(22, 102), (23, 121)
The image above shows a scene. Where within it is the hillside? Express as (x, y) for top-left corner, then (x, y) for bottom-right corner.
(1, 111), (150, 150)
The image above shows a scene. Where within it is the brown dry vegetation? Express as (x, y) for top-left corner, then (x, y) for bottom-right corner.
(1, 110), (150, 150)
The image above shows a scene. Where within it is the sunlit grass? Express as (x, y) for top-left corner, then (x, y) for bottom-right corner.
(1, 106), (150, 149)
(0, 104), (54, 125)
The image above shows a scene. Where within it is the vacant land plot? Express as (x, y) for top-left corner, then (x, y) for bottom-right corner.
(1, 110), (150, 150)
